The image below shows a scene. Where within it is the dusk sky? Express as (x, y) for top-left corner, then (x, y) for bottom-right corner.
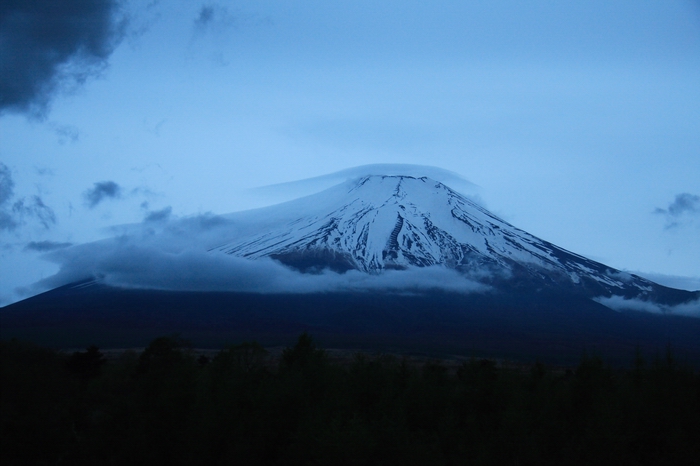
(1, 0), (699, 306)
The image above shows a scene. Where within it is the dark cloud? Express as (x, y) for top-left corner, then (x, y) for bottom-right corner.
(667, 193), (700, 216)
(655, 193), (700, 217)
(84, 181), (122, 208)
(654, 193), (700, 228)
(0, 0), (126, 117)
(0, 162), (56, 231)
(24, 240), (73, 252)
(144, 206), (172, 222)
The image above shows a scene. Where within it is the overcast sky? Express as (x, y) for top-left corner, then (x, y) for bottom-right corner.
(1, 0), (699, 305)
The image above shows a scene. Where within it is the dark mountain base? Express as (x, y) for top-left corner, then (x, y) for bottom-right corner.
(2, 282), (700, 366)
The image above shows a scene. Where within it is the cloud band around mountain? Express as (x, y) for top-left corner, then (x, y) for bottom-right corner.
(35, 241), (489, 296)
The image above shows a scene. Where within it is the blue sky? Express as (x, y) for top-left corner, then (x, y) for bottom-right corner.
(1, 0), (699, 305)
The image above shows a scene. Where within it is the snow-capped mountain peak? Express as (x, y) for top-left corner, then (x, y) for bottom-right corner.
(213, 174), (666, 299)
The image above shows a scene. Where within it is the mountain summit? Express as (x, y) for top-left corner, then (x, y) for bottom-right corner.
(213, 175), (683, 303)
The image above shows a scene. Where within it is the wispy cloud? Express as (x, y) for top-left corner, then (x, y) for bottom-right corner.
(33, 167), (55, 177)
(144, 206), (172, 222)
(11, 196), (56, 229)
(193, 4), (238, 33)
(0, 163), (14, 205)
(24, 240), (73, 252)
(48, 122), (80, 144)
(0, 0), (126, 118)
(83, 181), (122, 208)
(189, 3), (271, 66)
(0, 211), (17, 232)
(1, 161), (21, 231)
(194, 5), (216, 30)
(629, 271), (700, 292)
(0, 162), (56, 231)
(594, 295), (700, 318)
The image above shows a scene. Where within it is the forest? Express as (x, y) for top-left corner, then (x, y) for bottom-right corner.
(2, 333), (699, 465)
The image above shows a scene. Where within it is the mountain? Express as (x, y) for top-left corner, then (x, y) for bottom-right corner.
(2, 173), (698, 364)
(213, 175), (691, 304)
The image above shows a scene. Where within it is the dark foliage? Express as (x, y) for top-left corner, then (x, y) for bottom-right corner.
(1, 336), (699, 465)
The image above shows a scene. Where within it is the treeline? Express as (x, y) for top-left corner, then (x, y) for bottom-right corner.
(2, 334), (699, 465)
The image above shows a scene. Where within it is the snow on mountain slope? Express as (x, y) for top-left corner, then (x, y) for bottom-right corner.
(213, 175), (664, 299)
